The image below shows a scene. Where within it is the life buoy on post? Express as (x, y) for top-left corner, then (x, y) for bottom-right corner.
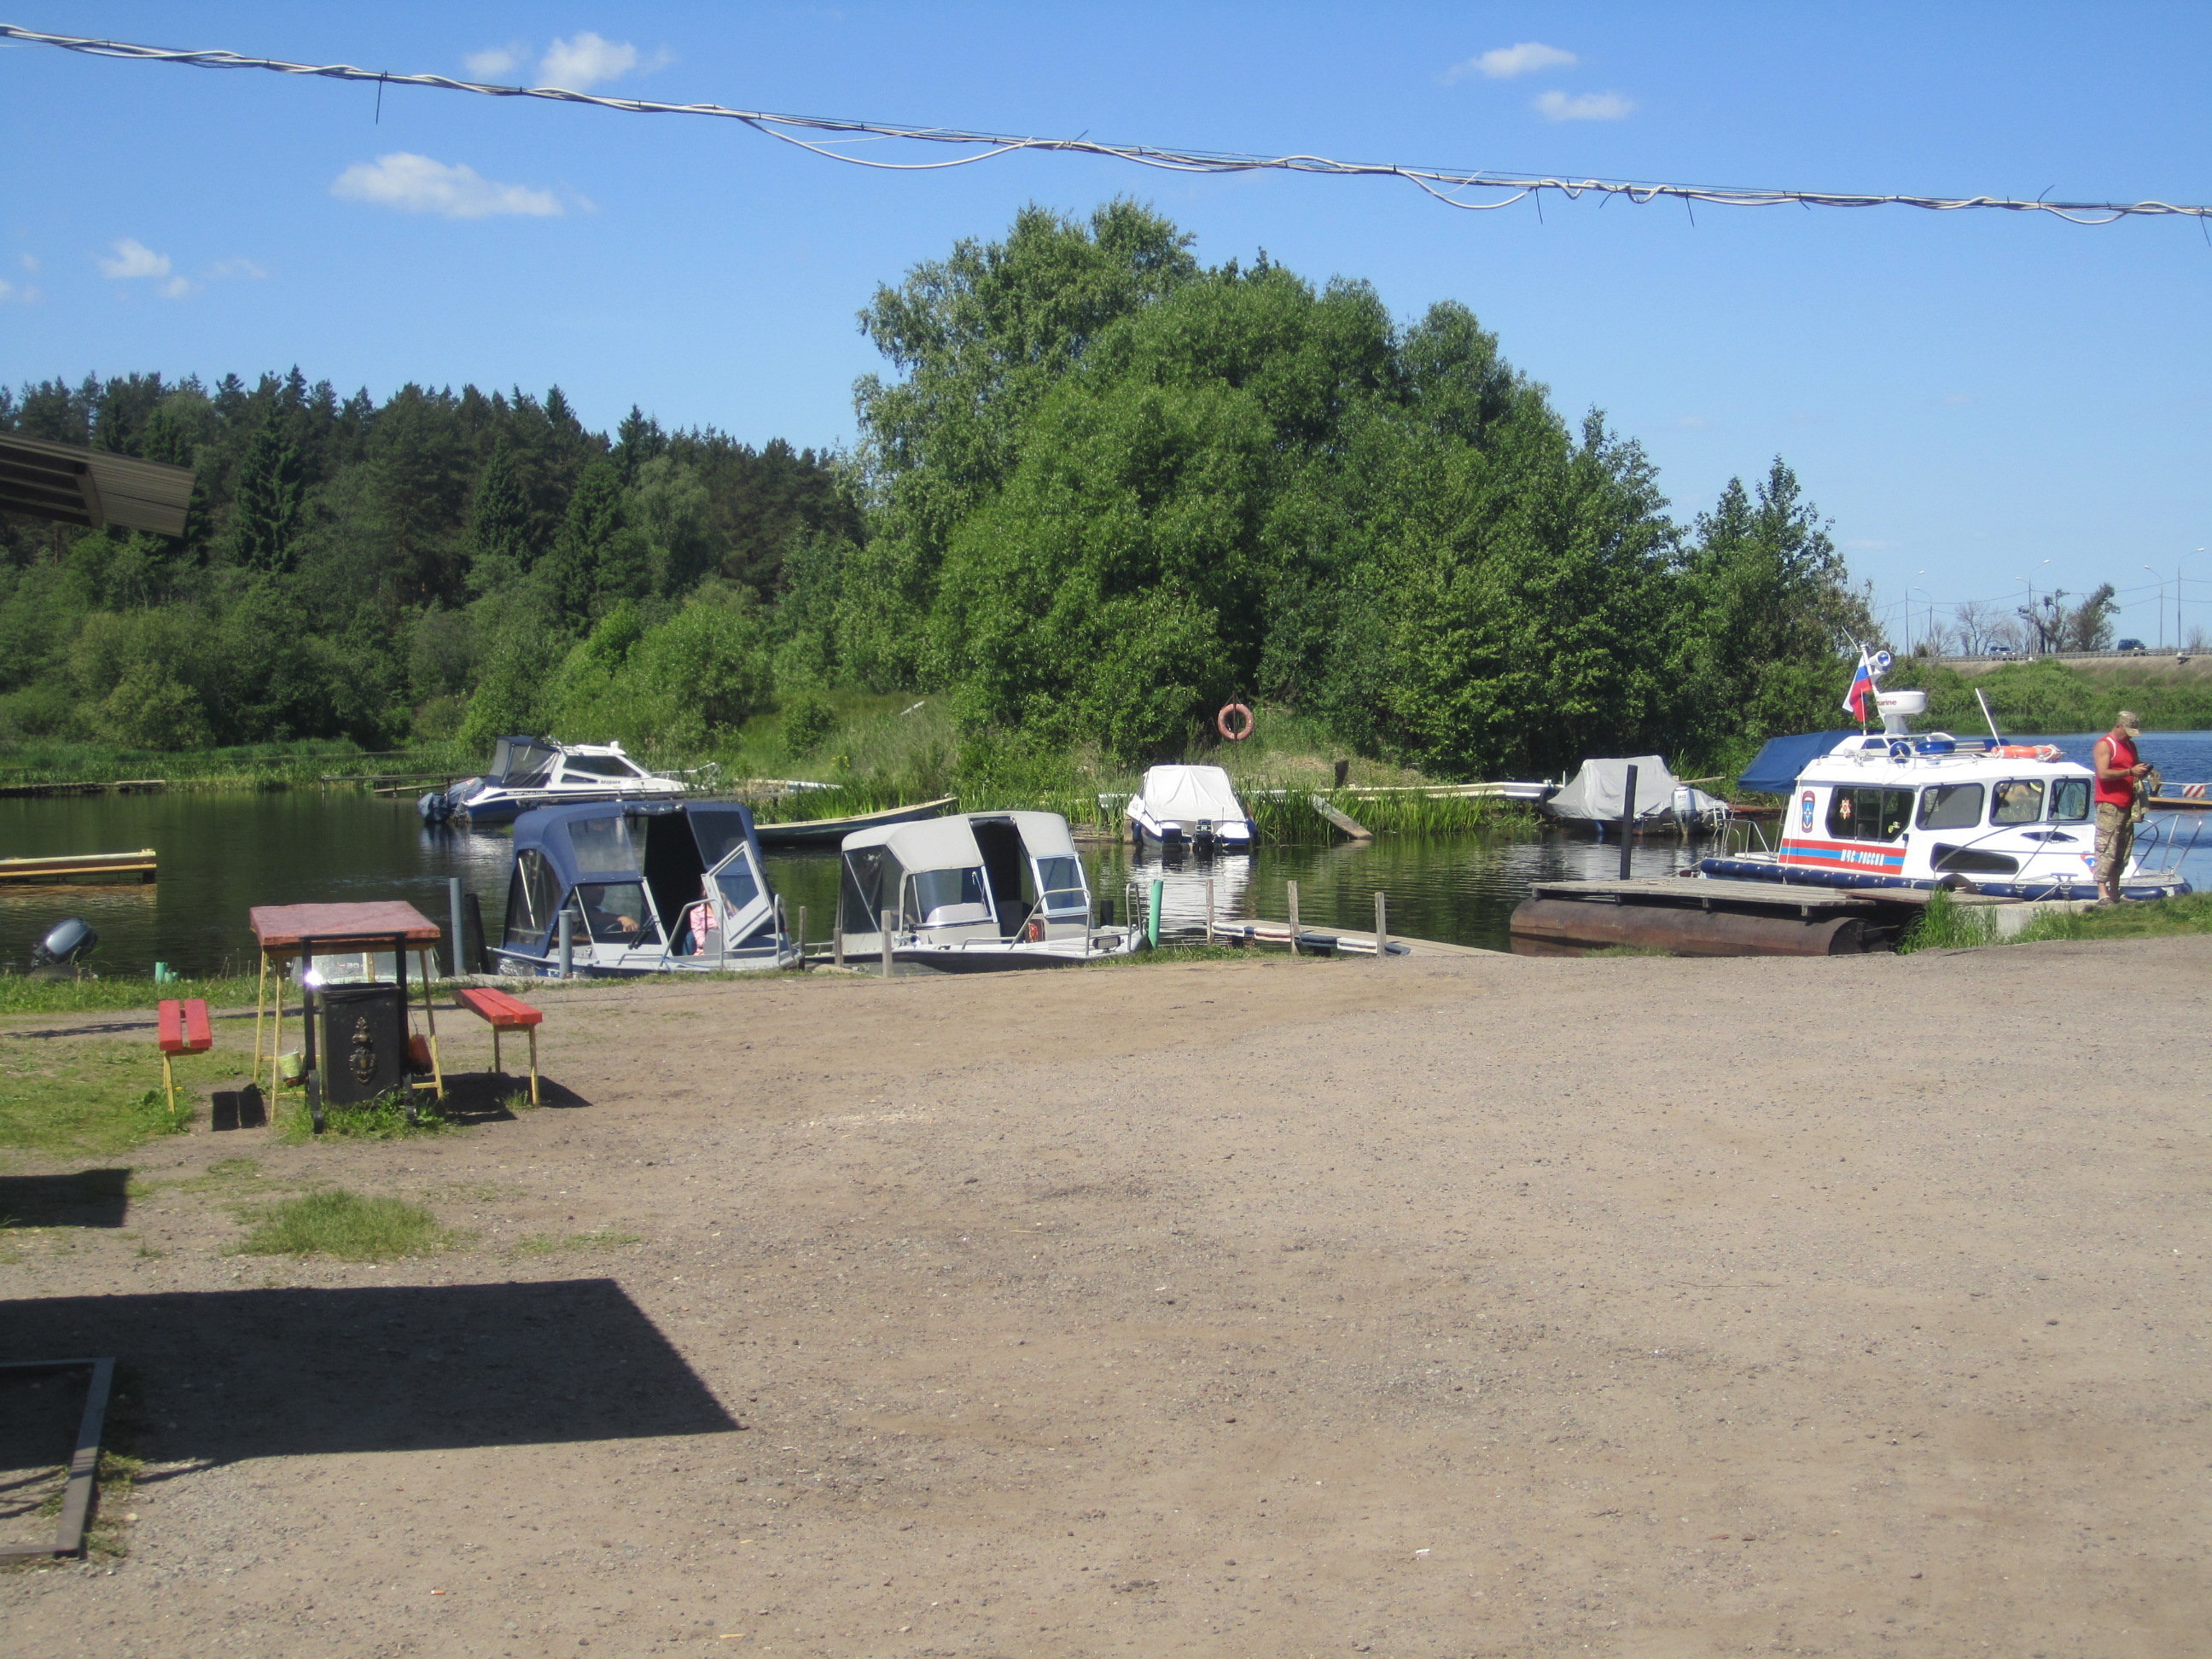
(1216, 701), (1254, 742)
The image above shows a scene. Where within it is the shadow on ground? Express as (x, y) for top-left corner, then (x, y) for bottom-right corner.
(0, 1168), (131, 1228)
(0, 1280), (736, 1464)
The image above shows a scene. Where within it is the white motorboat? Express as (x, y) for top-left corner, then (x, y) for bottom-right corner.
(839, 812), (1140, 969)
(1542, 754), (1731, 834)
(1122, 765), (1256, 851)
(422, 736), (686, 826)
(1702, 692), (2191, 901)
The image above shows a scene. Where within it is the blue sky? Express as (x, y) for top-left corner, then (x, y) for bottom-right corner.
(4, 3), (2209, 644)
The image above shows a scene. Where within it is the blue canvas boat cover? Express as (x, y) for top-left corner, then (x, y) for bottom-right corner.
(1738, 731), (1858, 795)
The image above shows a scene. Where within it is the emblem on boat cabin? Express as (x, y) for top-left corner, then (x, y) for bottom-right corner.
(1799, 789), (1816, 831)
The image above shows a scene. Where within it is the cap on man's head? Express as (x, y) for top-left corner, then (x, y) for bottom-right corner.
(2116, 709), (2142, 735)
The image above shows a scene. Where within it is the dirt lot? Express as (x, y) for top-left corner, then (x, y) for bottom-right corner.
(3, 939), (2209, 1657)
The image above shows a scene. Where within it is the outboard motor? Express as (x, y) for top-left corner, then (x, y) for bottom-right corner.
(31, 917), (97, 968)
(418, 789), (451, 825)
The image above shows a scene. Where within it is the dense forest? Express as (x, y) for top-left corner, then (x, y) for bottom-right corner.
(0, 201), (1877, 778)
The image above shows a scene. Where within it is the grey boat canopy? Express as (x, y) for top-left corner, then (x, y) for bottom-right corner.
(1545, 755), (1684, 822)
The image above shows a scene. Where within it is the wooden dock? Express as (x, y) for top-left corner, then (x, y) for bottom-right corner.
(1214, 918), (1498, 958)
(1510, 875), (1978, 957)
(0, 848), (158, 884)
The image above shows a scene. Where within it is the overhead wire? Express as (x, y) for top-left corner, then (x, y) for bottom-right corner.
(3, 21), (2209, 225)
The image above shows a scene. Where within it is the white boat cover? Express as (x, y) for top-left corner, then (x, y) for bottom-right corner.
(1545, 755), (1682, 822)
(1130, 765), (1249, 826)
(845, 815), (986, 872)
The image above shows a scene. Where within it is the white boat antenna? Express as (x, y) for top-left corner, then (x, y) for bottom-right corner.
(1974, 688), (2002, 741)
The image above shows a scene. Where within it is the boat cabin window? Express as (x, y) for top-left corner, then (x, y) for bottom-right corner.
(504, 849), (560, 948)
(908, 865), (992, 928)
(1825, 786), (1912, 841)
(1991, 779), (2046, 825)
(574, 882), (660, 945)
(565, 815), (642, 875)
(559, 752), (643, 779)
(492, 739), (557, 785)
(688, 807), (754, 870)
(2052, 777), (2091, 822)
(713, 853), (760, 914)
(1916, 783), (1984, 831)
(1034, 855), (1086, 916)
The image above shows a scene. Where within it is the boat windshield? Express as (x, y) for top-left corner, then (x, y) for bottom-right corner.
(713, 854), (760, 913)
(559, 752), (644, 779)
(910, 865), (991, 926)
(492, 739), (558, 787)
(2052, 778), (2091, 822)
(1034, 855), (1086, 915)
(566, 815), (642, 876)
(574, 882), (661, 945)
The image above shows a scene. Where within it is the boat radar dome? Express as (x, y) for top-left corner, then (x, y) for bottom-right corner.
(1874, 690), (1928, 734)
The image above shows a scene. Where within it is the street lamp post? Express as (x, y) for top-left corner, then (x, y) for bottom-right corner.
(1912, 585), (1932, 656)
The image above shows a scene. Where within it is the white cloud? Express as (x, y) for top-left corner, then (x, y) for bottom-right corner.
(464, 44), (523, 79)
(1534, 90), (1634, 121)
(539, 32), (661, 89)
(331, 153), (564, 218)
(1451, 41), (1577, 82)
(207, 257), (269, 281)
(159, 275), (197, 300)
(0, 278), (14, 301)
(20, 253), (38, 273)
(96, 237), (172, 280)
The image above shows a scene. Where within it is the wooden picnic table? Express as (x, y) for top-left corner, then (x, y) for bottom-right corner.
(248, 901), (445, 1126)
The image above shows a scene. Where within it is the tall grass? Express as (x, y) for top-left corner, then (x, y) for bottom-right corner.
(0, 738), (473, 792)
(1896, 888), (1998, 953)
(1247, 787), (1533, 844)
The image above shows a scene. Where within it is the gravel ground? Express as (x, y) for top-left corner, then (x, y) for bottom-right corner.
(3, 938), (2208, 1657)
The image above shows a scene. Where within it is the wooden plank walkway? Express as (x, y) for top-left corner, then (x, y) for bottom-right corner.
(1215, 918), (1499, 958)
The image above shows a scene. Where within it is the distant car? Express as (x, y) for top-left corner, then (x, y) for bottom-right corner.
(2117, 638), (2147, 654)
(1987, 643), (2014, 658)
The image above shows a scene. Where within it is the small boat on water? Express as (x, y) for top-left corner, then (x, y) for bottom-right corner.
(1122, 765), (1256, 852)
(753, 795), (958, 849)
(838, 812), (1139, 969)
(1541, 755), (1731, 835)
(421, 736), (685, 826)
(1700, 692), (2191, 901)
(492, 800), (799, 977)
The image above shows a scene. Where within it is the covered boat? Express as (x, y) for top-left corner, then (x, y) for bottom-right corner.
(1123, 765), (1256, 851)
(1702, 693), (2189, 901)
(839, 812), (1138, 969)
(492, 800), (797, 977)
(1542, 755), (1730, 834)
(421, 736), (684, 826)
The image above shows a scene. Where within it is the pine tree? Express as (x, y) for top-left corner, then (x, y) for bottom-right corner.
(226, 400), (305, 572)
(466, 438), (533, 590)
(545, 458), (626, 622)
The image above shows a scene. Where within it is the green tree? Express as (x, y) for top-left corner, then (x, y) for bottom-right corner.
(466, 438), (533, 591)
(226, 400), (306, 572)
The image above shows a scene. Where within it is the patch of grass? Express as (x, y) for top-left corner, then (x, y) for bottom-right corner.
(514, 1229), (640, 1254)
(0, 1040), (223, 1157)
(1896, 888), (2000, 953)
(275, 1088), (453, 1144)
(0, 975), (264, 1018)
(232, 1188), (464, 1261)
(498, 1088), (538, 1115)
(2010, 888), (2212, 945)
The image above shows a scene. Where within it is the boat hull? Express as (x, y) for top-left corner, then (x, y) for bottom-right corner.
(753, 796), (957, 848)
(887, 934), (1141, 971)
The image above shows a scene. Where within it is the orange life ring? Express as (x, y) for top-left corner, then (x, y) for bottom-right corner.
(1995, 744), (2063, 761)
(1216, 701), (1254, 742)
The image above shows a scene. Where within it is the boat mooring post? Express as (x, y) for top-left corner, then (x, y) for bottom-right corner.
(1374, 890), (1388, 960)
(557, 910), (573, 978)
(881, 907), (898, 979)
(1204, 875), (1216, 945)
(1148, 879), (1163, 948)
(795, 907), (807, 970)
(1287, 880), (1301, 958)
(1618, 765), (1639, 880)
(832, 919), (845, 967)
(446, 877), (465, 980)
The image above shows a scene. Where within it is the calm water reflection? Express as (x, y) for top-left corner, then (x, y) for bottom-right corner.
(7, 727), (2212, 975)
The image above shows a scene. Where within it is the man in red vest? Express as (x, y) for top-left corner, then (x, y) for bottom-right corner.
(2093, 710), (2149, 904)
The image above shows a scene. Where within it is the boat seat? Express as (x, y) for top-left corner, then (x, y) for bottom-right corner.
(155, 998), (212, 1123)
(454, 987), (545, 1105)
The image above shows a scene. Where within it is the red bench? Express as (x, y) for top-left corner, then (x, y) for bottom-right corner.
(453, 987), (544, 1105)
(156, 998), (212, 1121)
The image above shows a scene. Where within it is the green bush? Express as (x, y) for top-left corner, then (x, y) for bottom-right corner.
(782, 690), (837, 755)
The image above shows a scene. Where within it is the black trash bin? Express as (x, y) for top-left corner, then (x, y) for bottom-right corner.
(316, 983), (407, 1105)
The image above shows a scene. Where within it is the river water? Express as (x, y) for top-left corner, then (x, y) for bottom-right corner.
(7, 731), (2211, 976)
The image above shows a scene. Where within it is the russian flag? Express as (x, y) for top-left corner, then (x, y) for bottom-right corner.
(1843, 649), (1876, 721)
